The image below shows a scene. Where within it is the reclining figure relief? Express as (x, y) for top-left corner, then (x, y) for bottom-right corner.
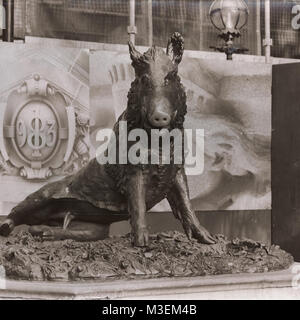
(0, 33), (215, 247)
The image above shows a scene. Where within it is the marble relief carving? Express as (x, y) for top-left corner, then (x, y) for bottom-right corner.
(0, 48), (90, 181)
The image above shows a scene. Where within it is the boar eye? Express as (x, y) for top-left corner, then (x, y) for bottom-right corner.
(141, 74), (151, 87)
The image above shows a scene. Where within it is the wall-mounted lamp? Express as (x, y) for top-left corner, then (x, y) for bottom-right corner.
(209, 0), (249, 60)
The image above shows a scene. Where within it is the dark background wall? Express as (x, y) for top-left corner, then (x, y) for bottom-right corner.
(272, 62), (300, 261)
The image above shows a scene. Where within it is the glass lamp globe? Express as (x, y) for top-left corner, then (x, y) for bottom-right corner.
(209, 0), (249, 35)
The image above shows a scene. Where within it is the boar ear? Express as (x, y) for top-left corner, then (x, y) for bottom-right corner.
(128, 41), (143, 64)
(166, 32), (184, 65)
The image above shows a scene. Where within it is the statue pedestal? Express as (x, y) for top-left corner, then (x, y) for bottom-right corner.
(0, 264), (299, 300)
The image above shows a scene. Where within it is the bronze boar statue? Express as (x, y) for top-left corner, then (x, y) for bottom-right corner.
(0, 33), (215, 247)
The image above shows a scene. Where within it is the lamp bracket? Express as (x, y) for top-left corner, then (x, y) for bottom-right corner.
(210, 45), (249, 60)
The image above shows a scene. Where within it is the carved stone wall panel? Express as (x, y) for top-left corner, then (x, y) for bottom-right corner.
(0, 46), (90, 210)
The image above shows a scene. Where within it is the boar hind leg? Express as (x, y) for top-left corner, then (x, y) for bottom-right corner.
(29, 221), (109, 242)
(0, 200), (60, 237)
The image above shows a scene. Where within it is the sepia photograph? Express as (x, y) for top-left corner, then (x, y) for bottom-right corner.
(0, 0), (299, 305)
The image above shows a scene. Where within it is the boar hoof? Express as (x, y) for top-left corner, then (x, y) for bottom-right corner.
(0, 219), (14, 237)
(192, 225), (216, 245)
(133, 228), (149, 247)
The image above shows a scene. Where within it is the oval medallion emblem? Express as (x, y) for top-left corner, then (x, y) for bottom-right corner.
(0, 74), (89, 180)
(15, 101), (59, 164)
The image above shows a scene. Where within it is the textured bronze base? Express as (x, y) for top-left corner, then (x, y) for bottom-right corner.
(0, 231), (293, 282)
